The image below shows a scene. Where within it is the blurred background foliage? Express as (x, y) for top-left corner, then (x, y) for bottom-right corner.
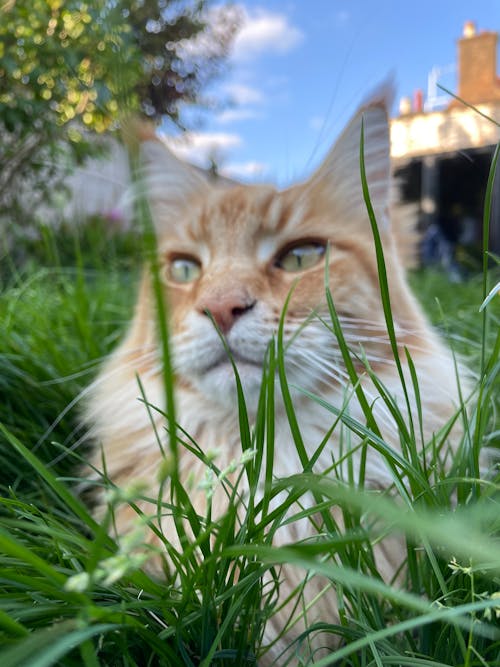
(0, 0), (239, 254)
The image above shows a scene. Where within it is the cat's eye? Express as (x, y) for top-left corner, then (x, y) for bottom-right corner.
(168, 256), (202, 284)
(275, 242), (326, 273)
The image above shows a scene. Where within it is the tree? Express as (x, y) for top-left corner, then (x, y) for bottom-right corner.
(0, 1), (136, 230)
(125, 0), (239, 123)
(0, 0), (238, 237)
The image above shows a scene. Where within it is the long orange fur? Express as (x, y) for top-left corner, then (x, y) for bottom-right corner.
(83, 88), (466, 663)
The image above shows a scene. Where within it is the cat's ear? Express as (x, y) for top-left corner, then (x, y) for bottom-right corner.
(306, 82), (393, 231)
(124, 119), (210, 230)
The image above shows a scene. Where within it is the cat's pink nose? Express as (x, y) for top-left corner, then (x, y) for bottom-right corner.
(199, 295), (256, 334)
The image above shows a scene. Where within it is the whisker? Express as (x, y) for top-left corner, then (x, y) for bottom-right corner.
(289, 348), (350, 385)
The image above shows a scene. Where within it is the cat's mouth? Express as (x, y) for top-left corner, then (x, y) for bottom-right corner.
(202, 349), (262, 375)
(193, 347), (265, 406)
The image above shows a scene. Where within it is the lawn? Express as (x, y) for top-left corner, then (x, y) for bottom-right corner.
(0, 220), (499, 666)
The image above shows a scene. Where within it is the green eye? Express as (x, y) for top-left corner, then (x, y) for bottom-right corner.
(275, 242), (326, 272)
(168, 257), (202, 283)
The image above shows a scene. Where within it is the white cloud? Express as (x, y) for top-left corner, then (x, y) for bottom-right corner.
(215, 84), (265, 125)
(215, 108), (262, 125)
(222, 82), (264, 106)
(221, 161), (268, 180)
(162, 132), (242, 166)
(177, 5), (303, 65)
(230, 7), (304, 62)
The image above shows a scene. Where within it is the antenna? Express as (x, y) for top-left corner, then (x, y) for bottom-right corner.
(424, 64), (456, 111)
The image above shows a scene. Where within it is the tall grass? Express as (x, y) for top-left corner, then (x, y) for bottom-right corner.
(0, 152), (499, 666)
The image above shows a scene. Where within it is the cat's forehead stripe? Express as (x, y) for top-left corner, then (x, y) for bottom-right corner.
(174, 187), (316, 260)
(256, 237), (278, 264)
(202, 186), (294, 236)
(267, 195), (285, 231)
(283, 195), (308, 231)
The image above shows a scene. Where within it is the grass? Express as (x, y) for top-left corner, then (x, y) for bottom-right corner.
(1, 192), (500, 665)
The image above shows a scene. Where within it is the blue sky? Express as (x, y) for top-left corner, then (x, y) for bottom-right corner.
(163, 0), (499, 187)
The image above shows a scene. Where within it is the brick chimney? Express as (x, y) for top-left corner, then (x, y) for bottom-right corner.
(457, 21), (500, 103)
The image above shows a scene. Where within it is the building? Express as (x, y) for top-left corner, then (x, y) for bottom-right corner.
(391, 21), (500, 256)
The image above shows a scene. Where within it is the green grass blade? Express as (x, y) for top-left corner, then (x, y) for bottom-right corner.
(480, 142), (500, 373)
(0, 423), (100, 534)
(0, 621), (120, 667)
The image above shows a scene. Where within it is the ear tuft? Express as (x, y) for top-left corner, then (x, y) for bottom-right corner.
(140, 136), (209, 203)
(120, 120), (210, 233)
(307, 80), (394, 232)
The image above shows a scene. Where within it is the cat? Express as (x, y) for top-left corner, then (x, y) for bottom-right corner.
(82, 86), (466, 664)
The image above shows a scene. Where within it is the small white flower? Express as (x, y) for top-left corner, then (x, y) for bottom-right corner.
(240, 448), (258, 465)
(448, 556), (472, 575)
(104, 480), (148, 506)
(97, 552), (149, 587)
(226, 458), (239, 475)
(64, 571), (91, 593)
(219, 448), (257, 482)
(198, 468), (216, 500)
(197, 448), (258, 500)
(491, 591), (500, 619)
(65, 516), (152, 592)
(206, 447), (222, 463)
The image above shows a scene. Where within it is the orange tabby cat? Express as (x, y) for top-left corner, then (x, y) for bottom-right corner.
(83, 88), (465, 663)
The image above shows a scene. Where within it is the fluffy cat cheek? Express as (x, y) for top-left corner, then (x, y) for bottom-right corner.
(196, 361), (265, 409)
